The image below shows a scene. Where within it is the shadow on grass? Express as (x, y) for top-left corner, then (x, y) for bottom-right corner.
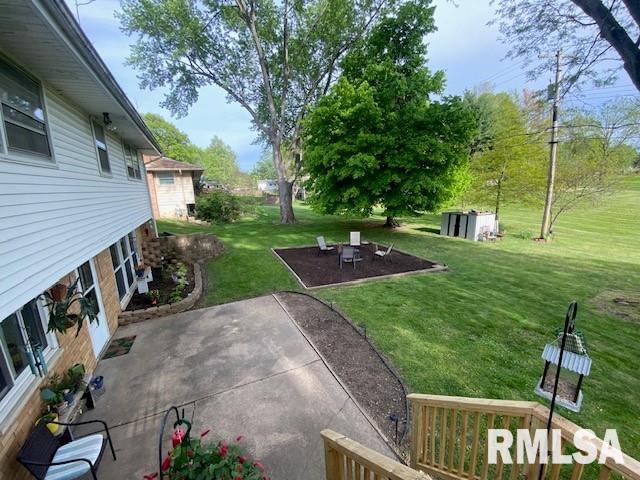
(413, 226), (440, 235)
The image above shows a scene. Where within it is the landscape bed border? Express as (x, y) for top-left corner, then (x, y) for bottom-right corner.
(270, 244), (448, 290)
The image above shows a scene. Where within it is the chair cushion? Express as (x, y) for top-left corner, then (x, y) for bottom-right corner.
(45, 434), (104, 480)
(374, 250), (385, 256)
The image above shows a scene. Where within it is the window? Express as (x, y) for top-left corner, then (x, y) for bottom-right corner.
(78, 261), (100, 317)
(157, 171), (174, 185)
(92, 120), (110, 174)
(0, 56), (51, 158)
(109, 230), (139, 302)
(123, 143), (142, 179)
(0, 299), (52, 404)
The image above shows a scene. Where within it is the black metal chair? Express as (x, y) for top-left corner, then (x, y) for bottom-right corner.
(17, 419), (116, 480)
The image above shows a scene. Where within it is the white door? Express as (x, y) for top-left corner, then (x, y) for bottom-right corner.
(78, 259), (110, 357)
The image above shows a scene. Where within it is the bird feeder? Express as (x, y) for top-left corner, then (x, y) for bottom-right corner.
(534, 302), (592, 413)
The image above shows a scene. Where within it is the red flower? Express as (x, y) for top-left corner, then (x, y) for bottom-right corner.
(238, 455), (246, 464)
(234, 477), (242, 480)
(200, 429), (211, 438)
(172, 427), (186, 447)
(218, 441), (229, 458)
(236, 435), (244, 443)
(263, 476), (270, 480)
(253, 460), (265, 471)
(143, 474), (158, 480)
(161, 455), (171, 472)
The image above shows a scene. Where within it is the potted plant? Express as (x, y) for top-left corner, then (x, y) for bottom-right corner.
(49, 283), (68, 302)
(36, 412), (59, 434)
(145, 426), (268, 480)
(41, 277), (99, 336)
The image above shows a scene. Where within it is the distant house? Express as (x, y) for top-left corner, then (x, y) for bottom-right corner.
(257, 179), (278, 194)
(143, 155), (204, 219)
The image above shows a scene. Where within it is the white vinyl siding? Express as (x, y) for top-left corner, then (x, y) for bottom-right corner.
(154, 171), (197, 218)
(0, 86), (154, 319)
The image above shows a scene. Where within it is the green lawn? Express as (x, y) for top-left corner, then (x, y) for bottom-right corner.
(157, 175), (640, 458)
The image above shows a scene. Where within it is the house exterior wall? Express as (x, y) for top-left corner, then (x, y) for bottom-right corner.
(146, 169), (160, 218)
(0, 87), (154, 320)
(153, 171), (197, 218)
(0, 239), (130, 479)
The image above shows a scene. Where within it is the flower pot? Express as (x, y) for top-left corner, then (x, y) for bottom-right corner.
(50, 283), (68, 302)
(37, 413), (59, 434)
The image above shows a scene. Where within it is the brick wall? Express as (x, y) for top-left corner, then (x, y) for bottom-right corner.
(94, 248), (122, 336)
(0, 270), (98, 479)
(0, 239), (128, 479)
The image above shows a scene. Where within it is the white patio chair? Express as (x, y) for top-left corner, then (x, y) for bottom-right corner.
(349, 231), (361, 248)
(374, 243), (394, 261)
(316, 236), (335, 255)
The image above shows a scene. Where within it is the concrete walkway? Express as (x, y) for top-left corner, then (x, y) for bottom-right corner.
(77, 295), (392, 479)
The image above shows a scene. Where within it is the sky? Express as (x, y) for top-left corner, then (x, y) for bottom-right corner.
(68, 0), (636, 171)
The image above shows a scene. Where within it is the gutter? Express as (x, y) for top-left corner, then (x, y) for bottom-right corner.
(40, 0), (163, 154)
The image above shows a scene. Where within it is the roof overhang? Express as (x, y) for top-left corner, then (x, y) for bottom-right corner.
(0, 0), (161, 152)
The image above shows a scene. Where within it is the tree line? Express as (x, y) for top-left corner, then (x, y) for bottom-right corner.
(122, 0), (640, 232)
(143, 113), (254, 188)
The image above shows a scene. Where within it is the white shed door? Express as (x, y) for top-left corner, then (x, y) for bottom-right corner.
(78, 259), (110, 358)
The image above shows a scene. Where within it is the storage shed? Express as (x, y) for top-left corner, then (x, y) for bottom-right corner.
(440, 211), (497, 241)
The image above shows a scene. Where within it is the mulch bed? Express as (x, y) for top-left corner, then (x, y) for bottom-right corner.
(273, 243), (441, 288)
(275, 291), (408, 448)
(125, 264), (195, 311)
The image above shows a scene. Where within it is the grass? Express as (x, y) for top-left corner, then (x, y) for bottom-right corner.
(157, 174), (640, 459)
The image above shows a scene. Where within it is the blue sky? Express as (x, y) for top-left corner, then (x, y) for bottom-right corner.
(69, 0), (635, 171)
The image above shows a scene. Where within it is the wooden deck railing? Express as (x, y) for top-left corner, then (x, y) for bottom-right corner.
(322, 429), (431, 480)
(408, 394), (640, 480)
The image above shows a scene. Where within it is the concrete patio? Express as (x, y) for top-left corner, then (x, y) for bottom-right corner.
(75, 295), (393, 479)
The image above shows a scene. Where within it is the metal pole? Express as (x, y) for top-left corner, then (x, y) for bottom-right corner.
(540, 50), (562, 240)
(538, 301), (577, 480)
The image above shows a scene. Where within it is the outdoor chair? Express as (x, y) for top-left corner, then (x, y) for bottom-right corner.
(17, 419), (116, 480)
(349, 231), (361, 248)
(316, 236), (335, 255)
(374, 243), (394, 261)
(340, 246), (359, 269)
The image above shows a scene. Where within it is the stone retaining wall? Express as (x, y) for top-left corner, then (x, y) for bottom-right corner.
(142, 233), (224, 268)
(118, 263), (203, 325)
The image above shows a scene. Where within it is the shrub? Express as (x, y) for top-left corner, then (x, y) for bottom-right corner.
(196, 191), (242, 223)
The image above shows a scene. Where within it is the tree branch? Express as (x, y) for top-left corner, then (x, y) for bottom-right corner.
(571, 0), (640, 91)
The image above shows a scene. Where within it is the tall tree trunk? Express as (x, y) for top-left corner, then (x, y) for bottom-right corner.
(272, 141), (295, 224)
(384, 216), (399, 228)
(278, 179), (295, 224)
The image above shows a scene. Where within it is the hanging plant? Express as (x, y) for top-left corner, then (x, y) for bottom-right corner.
(41, 277), (99, 337)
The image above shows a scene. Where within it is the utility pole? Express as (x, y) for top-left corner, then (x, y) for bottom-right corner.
(539, 50), (562, 240)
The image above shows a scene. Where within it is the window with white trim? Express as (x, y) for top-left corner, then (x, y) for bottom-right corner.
(123, 143), (142, 179)
(0, 298), (56, 411)
(109, 230), (139, 302)
(0, 56), (51, 159)
(77, 261), (100, 317)
(92, 120), (110, 174)
(157, 171), (174, 185)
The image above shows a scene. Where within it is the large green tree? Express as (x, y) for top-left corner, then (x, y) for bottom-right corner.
(142, 113), (202, 164)
(202, 136), (241, 186)
(463, 91), (546, 221)
(120, 0), (402, 224)
(303, 1), (476, 227)
(250, 150), (278, 181)
(549, 100), (639, 230)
